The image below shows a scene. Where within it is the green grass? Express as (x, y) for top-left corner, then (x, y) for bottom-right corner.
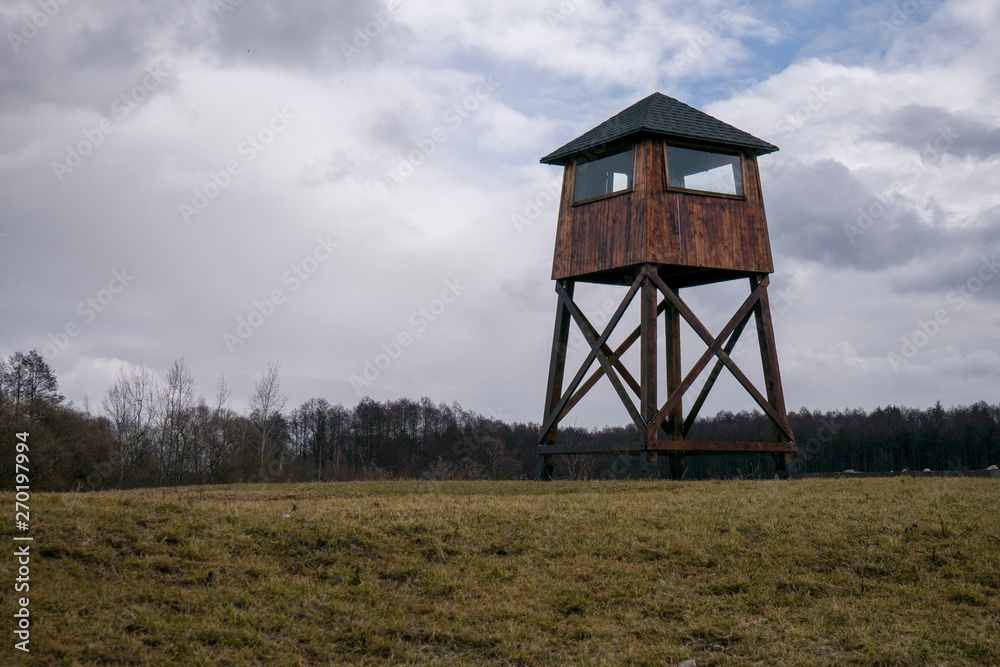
(3, 478), (999, 665)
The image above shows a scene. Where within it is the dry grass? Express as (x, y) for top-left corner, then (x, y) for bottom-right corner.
(3, 478), (999, 665)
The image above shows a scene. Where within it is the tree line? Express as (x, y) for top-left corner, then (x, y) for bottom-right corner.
(1, 349), (997, 491)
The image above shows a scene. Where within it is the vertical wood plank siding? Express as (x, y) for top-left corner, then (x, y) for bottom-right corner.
(552, 140), (775, 280)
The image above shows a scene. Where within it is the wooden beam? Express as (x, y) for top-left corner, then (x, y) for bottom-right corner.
(682, 308), (753, 435)
(558, 299), (668, 422)
(640, 267), (660, 474)
(751, 274), (794, 443)
(662, 274), (683, 478)
(558, 280), (646, 433)
(542, 280), (573, 425)
(649, 440), (796, 453)
(647, 272), (793, 441)
(645, 276), (771, 439)
(537, 280), (574, 478)
(572, 315), (641, 397)
(537, 440), (796, 455)
(640, 267), (658, 425)
(537, 271), (644, 442)
(664, 284), (682, 440)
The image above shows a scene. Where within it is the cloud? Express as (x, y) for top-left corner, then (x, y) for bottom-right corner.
(765, 158), (940, 270)
(0, 1), (192, 113)
(871, 104), (1000, 161)
(211, 0), (402, 70)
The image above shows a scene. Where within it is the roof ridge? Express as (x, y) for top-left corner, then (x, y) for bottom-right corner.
(636, 93), (656, 129)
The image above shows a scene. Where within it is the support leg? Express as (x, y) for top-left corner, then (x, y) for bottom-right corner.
(664, 281), (684, 479)
(774, 452), (793, 480)
(537, 280), (574, 481)
(751, 274), (795, 479)
(640, 267), (659, 478)
(640, 267), (658, 437)
(669, 454), (685, 481)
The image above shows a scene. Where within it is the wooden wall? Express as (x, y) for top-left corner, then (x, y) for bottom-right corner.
(551, 138), (774, 281)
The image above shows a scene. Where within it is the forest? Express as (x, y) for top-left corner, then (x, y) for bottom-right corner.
(1, 349), (997, 491)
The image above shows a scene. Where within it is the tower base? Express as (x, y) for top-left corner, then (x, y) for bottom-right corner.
(536, 263), (795, 480)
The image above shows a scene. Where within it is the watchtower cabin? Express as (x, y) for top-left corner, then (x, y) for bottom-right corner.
(536, 92), (795, 480)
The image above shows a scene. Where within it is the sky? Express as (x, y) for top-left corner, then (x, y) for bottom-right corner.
(1, 0), (999, 428)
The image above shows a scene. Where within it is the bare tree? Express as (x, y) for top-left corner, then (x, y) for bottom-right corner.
(200, 376), (235, 484)
(2, 350), (63, 418)
(156, 358), (199, 485)
(248, 361), (287, 481)
(101, 363), (157, 488)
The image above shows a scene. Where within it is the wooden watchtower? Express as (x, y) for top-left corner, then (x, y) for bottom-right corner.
(536, 92), (795, 480)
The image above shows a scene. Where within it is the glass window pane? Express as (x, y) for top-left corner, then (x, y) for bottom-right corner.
(665, 145), (743, 196)
(574, 148), (633, 202)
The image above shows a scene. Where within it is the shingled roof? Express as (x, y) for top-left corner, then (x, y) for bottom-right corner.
(540, 92), (778, 165)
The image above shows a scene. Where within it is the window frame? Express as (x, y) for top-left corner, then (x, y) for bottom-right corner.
(571, 145), (636, 206)
(663, 142), (747, 201)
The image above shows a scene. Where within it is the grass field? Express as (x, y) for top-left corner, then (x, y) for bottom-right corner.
(3, 478), (999, 665)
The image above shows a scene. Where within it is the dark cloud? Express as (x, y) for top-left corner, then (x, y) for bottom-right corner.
(764, 158), (941, 270)
(0, 0), (398, 116)
(871, 105), (1000, 161)
(0, 1), (194, 113)
(765, 156), (1000, 302)
(211, 0), (399, 71)
(888, 205), (1000, 302)
(366, 109), (415, 154)
(766, 158), (1000, 301)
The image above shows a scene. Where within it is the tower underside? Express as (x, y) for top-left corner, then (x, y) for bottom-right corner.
(536, 262), (795, 480)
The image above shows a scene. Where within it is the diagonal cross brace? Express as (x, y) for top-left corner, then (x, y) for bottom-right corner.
(538, 271), (645, 443)
(556, 281), (647, 432)
(644, 278), (765, 439)
(571, 312), (642, 398)
(682, 309), (754, 436)
(646, 274), (793, 442)
(557, 298), (668, 423)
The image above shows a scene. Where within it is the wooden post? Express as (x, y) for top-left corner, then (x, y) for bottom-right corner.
(664, 282), (684, 479)
(751, 274), (794, 478)
(640, 266), (658, 477)
(538, 280), (574, 480)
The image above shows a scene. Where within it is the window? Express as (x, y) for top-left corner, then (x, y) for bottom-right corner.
(573, 147), (633, 203)
(665, 145), (744, 197)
